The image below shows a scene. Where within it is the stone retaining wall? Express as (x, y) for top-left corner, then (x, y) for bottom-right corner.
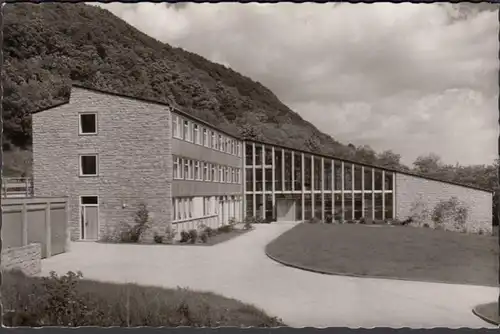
(1, 243), (42, 276)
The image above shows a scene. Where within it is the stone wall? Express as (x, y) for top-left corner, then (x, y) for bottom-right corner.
(1, 243), (42, 276)
(395, 173), (492, 234)
(32, 87), (173, 242)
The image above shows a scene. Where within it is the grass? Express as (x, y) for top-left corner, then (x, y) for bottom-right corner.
(2, 269), (284, 327)
(187, 227), (253, 246)
(266, 223), (498, 286)
(473, 302), (499, 325)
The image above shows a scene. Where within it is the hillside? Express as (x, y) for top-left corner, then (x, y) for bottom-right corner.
(4, 3), (359, 159)
(3, 3), (498, 199)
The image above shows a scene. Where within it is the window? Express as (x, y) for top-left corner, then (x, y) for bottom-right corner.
(172, 116), (179, 138)
(190, 160), (195, 180)
(193, 124), (200, 144)
(203, 128), (208, 147)
(203, 162), (209, 181)
(172, 199), (176, 220)
(81, 196), (98, 205)
(226, 167), (231, 183)
(211, 131), (216, 149)
(79, 113), (97, 134)
(195, 161), (201, 180)
(232, 141), (235, 155)
(213, 132), (219, 150)
(188, 198), (193, 218)
(80, 155), (98, 176)
(237, 169), (241, 183)
(236, 143), (241, 157)
(218, 134), (223, 151)
(212, 165), (217, 182)
(221, 166), (226, 183)
(183, 120), (191, 141)
(226, 138), (231, 153)
(184, 159), (190, 180)
(173, 157), (180, 179)
(232, 168), (236, 183)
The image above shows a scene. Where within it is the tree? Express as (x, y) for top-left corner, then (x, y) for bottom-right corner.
(377, 150), (403, 170)
(353, 145), (377, 165)
(413, 153), (442, 175)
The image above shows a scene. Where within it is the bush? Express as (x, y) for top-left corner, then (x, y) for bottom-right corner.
(2, 270), (284, 327)
(423, 223), (430, 228)
(228, 217), (237, 226)
(358, 217), (366, 225)
(203, 226), (215, 237)
(325, 214), (333, 224)
(180, 231), (190, 243)
(217, 224), (233, 233)
(154, 233), (164, 244)
(307, 217), (321, 224)
(188, 229), (198, 244)
(200, 232), (208, 243)
(114, 204), (151, 243)
(245, 216), (265, 225)
(432, 197), (469, 233)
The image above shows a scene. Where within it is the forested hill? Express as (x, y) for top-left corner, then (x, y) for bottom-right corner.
(4, 3), (357, 158)
(4, 3), (498, 197)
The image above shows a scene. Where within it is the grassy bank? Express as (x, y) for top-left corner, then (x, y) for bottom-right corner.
(2, 270), (284, 327)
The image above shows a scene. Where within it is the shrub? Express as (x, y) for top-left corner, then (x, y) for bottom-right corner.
(325, 214), (333, 224)
(432, 197), (468, 232)
(203, 226), (215, 237)
(307, 217), (321, 224)
(154, 233), (164, 244)
(200, 232), (208, 243)
(180, 231), (190, 243)
(228, 217), (237, 225)
(358, 217), (366, 225)
(243, 220), (253, 230)
(245, 216), (265, 225)
(188, 229), (198, 244)
(217, 224), (233, 233)
(423, 223), (430, 228)
(409, 198), (430, 227)
(164, 226), (177, 244)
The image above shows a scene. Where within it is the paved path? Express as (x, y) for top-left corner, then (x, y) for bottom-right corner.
(41, 223), (498, 328)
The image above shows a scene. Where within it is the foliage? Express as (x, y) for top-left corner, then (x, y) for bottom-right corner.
(408, 198), (431, 227)
(228, 217), (237, 226)
(431, 197), (469, 233)
(203, 226), (215, 237)
(307, 217), (322, 224)
(153, 233), (164, 244)
(217, 224), (233, 233)
(119, 203), (150, 243)
(199, 232), (209, 243)
(188, 229), (198, 244)
(179, 231), (190, 243)
(2, 270), (284, 327)
(325, 214), (333, 224)
(244, 216), (265, 225)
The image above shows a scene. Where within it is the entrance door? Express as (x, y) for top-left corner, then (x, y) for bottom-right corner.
(276, 199), (296, 222)
(80, 196), (99, 240)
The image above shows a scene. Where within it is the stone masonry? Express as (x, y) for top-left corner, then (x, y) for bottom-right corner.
(32, 87), (173, 242)
(1, 243), (42, 276)
(395, 173), (492, 234)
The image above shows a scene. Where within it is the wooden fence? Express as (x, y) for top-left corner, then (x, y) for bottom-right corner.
(2, 177), (33, 198)
(2, 197), (69, 258)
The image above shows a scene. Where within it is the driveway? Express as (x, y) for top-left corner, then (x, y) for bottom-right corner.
(41, 223), (498, 328)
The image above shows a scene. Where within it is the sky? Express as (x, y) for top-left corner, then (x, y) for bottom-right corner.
(97, 2), (498, 166)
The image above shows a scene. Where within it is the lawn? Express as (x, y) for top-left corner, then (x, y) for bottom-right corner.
(266, 223), (498, 286)
(2, 270), (284, 327)
(473, 302), (499, 325)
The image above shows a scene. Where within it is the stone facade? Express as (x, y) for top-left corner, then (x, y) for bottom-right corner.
(32, 87), (173, 242)
(395, 173), (492, 234)
(1, 243), (42, 276)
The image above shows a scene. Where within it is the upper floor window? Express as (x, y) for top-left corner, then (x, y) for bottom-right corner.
(80, 154), (98, 176)
(173, 157), (181, 179)
(203, 128), (209, 147)
(183, 120), (191, 142)
(195, 161), (201, 180)
(172, 115), (179, 138)
(193, 124), (200, 144)
(213, 132), (219, 150)
(219, 135), (224, 152)
(236, 143), (241, 157)
(79, 113), (97, 135)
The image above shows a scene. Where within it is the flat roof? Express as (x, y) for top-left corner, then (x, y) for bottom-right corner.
(246, 139), (493, 194)
(30, 84), (493, 194)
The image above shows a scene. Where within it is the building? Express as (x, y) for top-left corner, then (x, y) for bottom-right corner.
(32, 85), (243, 242)
(32, 85), (493, 242)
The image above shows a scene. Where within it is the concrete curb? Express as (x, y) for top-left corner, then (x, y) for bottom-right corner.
(472, 304), (499, 326)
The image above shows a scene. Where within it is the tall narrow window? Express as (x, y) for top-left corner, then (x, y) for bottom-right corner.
(173, 157), (180, 179)
(183, 120), (191, 141)
(172, 116), (179, 138)
(203, 162), (208, 181)
(211, 131), (216, 149)
(212, 165), (217, 182)
(184, 159), (190, 180)
(193, 124), (200, 144)
(195, 161), (201, 180)
(218, 134), (223, 151)
(79, 113), (97, 134)
(203, 128), (209, 147)
(80, 155), (98, 176)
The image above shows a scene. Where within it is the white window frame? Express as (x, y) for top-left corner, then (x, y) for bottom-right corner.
(237, 143), (241, 157)
(195, 161), (202, 180)
(79, 113), (98, 135)
(212, 165), (217, 182)
(213, 132), (219, 150)
(172, 115), (179, 138)
(203, 162), (209, 181)
(184, 120), (191, 142)
(184, 159), (190, 180)
(193, 123), (199, 144)
(173, 157), (180, 179)
(189, 198), (193, 218)
(202, 128), (208, 147)
(220, 166), (224, 182)
(79, 154), (99, 177)
(232, 168), (236, 183)
(218, 134), (223, 151)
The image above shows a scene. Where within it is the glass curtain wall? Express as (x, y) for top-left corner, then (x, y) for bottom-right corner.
(244, 141), (395, 222)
